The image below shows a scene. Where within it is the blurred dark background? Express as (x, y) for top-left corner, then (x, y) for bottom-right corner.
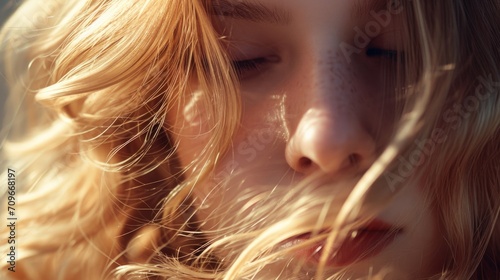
(1, 0), (22, 126)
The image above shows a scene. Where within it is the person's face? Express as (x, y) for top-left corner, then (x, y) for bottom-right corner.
(168, 0), (447, 278)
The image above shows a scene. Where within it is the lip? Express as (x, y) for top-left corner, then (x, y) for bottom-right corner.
(283, 219), (403, 267)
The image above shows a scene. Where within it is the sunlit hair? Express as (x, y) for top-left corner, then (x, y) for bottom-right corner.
(0, 0), (498, 279)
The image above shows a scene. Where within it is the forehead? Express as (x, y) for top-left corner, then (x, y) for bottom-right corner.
(210, 0), (391, 24)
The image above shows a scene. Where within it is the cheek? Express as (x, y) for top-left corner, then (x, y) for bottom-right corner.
(185, 97), (293, 230)
(166, 90), (213, 176)
(351, 60), (399, 145)
(378, 182), (448, 276)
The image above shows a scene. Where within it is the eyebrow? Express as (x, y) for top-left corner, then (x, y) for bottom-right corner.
(210, 0), (291, 25)
(210, 0), (392, 25)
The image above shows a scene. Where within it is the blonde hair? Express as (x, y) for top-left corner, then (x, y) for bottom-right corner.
(0, 0), (498, 279)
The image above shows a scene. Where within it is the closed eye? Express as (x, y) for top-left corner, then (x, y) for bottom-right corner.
(232, 56), (277, 79)
(366, 48), (402, 60)
(233, 57), (267, 72)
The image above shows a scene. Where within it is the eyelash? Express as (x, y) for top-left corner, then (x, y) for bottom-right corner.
(232, 57), (269, 77)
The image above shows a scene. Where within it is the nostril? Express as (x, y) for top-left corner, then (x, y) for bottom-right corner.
(298, 157), (313, 169)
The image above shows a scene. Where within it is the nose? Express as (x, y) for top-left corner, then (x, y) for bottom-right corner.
(285, 59), (376, 176)
(286, 109), (376, 175)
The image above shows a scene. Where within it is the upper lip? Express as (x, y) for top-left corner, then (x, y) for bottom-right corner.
(277, 218), (404, 267)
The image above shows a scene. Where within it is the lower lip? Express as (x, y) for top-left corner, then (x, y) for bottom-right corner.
(290, 229), (401, 267)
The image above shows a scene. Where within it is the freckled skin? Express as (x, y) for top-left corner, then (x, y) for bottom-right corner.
(168, 0), (447, 278)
